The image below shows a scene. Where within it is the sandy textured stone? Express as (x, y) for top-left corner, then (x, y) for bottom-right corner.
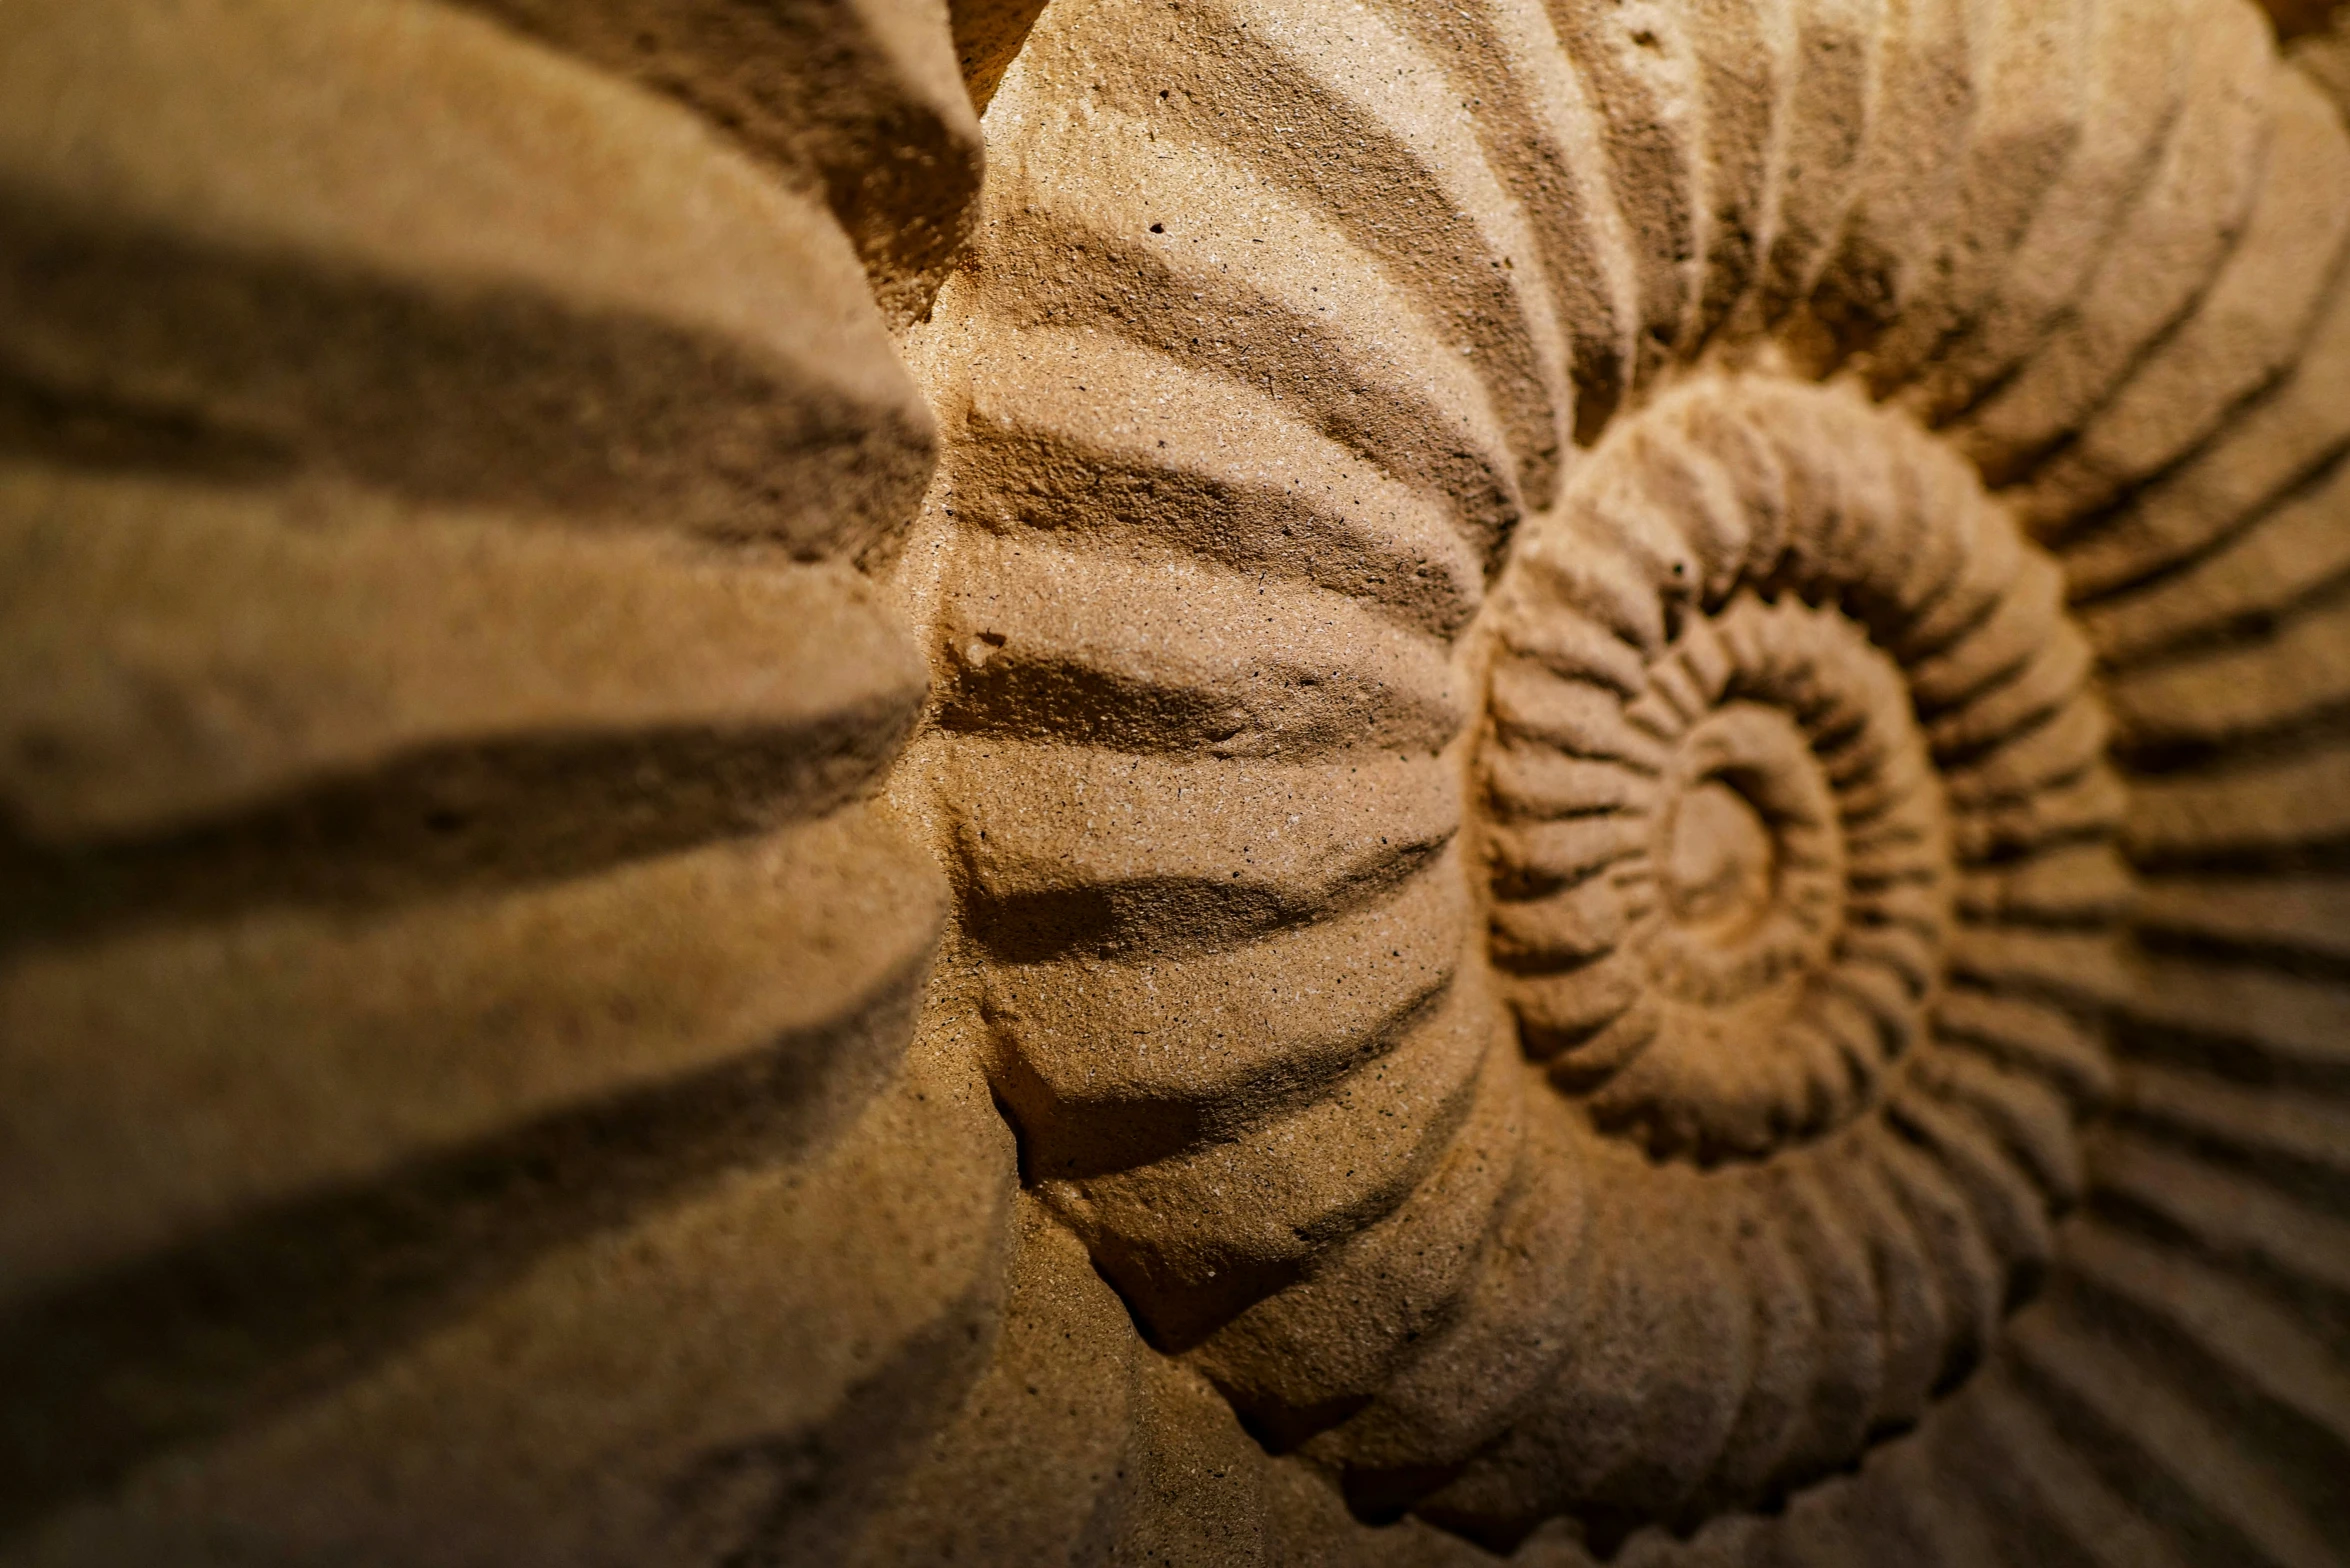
(0, 471), (926, 842)
(11, 0), (2350, 1560)
(2017, 65), (2350, 533)
(842, 1199), (1140, 1565)
(0, 807), (944, 1303)
(2299, 11), (2350, 113)
(2268, 0), (2350, 38)
(902, 0), (2350, 1555)
(5, 1015), (1013, 1568)
(0, 0), (970, 1558)
(0, 0), (934, 557)
(449, 0), (986, 326)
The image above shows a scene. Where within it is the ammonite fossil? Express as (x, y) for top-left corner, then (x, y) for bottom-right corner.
(908, 0), (2350, 1552)
(7, 0), (2350, 1561)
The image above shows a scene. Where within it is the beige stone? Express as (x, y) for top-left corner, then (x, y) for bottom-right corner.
(0, 0), (936, 559)
(8, 1016), (1012, 1568)
(447, 0), (987, 327)
(0, 0), (964, 1554)
(8, 0), (2350, 1561)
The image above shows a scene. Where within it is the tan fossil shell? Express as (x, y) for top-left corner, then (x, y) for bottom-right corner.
(912, 0), (2350, 1550)
(0, 2), (996, 1560)
(6, 0), (2350, 1560)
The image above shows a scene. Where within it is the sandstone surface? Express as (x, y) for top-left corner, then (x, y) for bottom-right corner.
(5, 0), (2350, 1563)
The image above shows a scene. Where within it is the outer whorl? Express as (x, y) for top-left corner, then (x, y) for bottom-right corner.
(912, 0), (2350, 1554)
(2, 0), (2347, 1560)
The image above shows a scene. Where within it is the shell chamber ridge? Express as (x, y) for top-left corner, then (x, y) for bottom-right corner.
(908, 0), (2350, 1548)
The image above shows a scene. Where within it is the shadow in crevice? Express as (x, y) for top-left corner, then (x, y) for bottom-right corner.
(0, 956), (927, 1541)
(658, 1293), (998, 1567)
(1, 704), (913, 955)
(963, 838), (1448, 968)
(0, 178), (931, 553)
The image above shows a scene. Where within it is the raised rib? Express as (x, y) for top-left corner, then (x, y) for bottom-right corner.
(2083, 454), (2350, 668)
(1539, 0), (1711, 370)
(0, 472), (923, 845)
(2127, 739), (2350, 865)
(1043, 983), (1487, 1344)
(936, 533), (1465, 760)
(2135, 872), (2350, 964)
(2062, 270), (2350, 602)
(2009, 1303), (2339, 1568)
(1680, 0), (1788, 348)
(1192, 1032), (1523, 1437)
(1756, 1159), (1883, 1489)
(1954, 841), (2136, 927)
(2109, 586), (2350, 753)
(2118, 1063), (2350, 1187)
(2021, 69), (2350, 534)
(2062, 1221), (2350, 1464)
(1808, 0), (1972, 363)
(2114, 950), (2350, 1079)
(449, 0), (983, 324)
(1909, 1048), (2084, 1206)
(1816, 1148), (1948, 1428)
(979, 105), (1523, 561)
(1863, 0), (2091, 395)
(1885, 1085), (2055, 1279)
(1757, 0), (1886, 320)
(1956, 0), (2272, 483)
(1083, 0), (1577, 507)
(948, 745), (1459, 958)
(956, 328), (1484, 639)
(1905, 0), (2185, 424)
(0, 0), (932, 553)
(1308, 1124), (1589, 1480)
(1946, 926), (2127, 1015)
(2096, 1128), (2350, 1307)
(0, 808), (945, 1308)
(1363, 0), (1644, 435)
(1957, 1367), (2197, 1568)
(983, 862), (1466, 1169)
(1932, 981), (2113, 1104)
(1949, 765), (2127, 862)
(1426, 1170), (1755, 1526)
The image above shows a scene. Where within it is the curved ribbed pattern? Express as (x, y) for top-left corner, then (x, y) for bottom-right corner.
(13, 0), (2350, 1558)
(0, 2), (984, 1563)
(915, 0), (2350, 1554)
(445, 0), (988, 326)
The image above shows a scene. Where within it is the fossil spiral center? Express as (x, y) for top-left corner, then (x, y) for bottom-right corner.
(1647, 698), (1848, 1011)
(1483, 578), (1959, 1162)
(1659, 776), (1774, 931)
